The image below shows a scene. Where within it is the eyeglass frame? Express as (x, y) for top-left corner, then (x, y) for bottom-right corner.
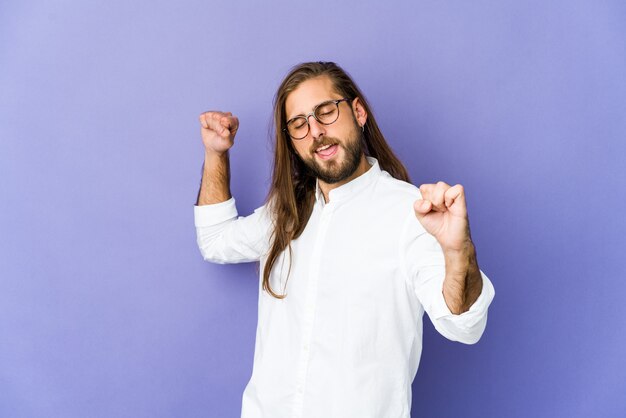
(282, 97), (352, 140)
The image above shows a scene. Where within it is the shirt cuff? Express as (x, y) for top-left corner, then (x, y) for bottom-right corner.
(429, 269), (495, 325)
(194, 197), (238, 227)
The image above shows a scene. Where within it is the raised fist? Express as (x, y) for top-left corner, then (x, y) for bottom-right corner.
(199, 111), (239, 155)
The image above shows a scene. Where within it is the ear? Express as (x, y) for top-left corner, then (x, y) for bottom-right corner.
(351, 97), (368, 128)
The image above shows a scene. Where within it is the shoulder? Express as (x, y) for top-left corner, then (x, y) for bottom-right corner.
(358, 169), (429, 240)
(374, 170), (423, 204)
(356, 169), (425, 228)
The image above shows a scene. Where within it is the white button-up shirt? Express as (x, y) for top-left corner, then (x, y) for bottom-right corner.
(194, 156), (495, 418)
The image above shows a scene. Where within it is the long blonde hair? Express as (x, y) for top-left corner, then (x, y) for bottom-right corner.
(262, 61), (410, 298)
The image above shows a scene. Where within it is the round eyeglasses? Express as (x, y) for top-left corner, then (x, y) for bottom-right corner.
(283, 98), (351, 140)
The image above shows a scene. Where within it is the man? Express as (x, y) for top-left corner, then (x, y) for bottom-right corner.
(194, 61), (495, 418)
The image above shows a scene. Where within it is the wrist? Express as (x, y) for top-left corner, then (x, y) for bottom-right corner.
(443, 241), (476, 273)
(204, 148), (229, 160)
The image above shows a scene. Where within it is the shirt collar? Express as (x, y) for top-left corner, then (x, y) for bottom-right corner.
(314, 156), (381, 206)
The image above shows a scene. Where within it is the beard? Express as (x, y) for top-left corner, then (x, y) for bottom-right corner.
(297, 123), (365, 184)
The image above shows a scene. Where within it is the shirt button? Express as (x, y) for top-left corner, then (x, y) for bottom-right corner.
(297, 386), (303, 394)
(303, 344), (309, 351)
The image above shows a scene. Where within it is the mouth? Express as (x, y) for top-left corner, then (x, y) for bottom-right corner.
(314, 143), (339, 160)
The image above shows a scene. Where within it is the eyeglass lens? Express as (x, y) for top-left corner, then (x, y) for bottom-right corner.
(287, 101), (341, 139)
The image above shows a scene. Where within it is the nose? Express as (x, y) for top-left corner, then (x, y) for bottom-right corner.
(307, 114), (326, 140)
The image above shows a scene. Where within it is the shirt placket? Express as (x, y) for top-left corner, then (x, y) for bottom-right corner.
(292, 202), (334, 418)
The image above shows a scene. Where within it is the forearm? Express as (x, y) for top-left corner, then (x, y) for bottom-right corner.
(196, 150), (232, 206)
(442, 242), (483, 314)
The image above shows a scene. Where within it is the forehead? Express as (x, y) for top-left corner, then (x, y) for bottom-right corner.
(285, 76), (340, 120)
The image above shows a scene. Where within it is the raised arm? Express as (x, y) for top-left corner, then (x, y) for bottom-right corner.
(196, 111), (239, 206)
(193, 110), (272, 264)
(403, 183), (495, 344)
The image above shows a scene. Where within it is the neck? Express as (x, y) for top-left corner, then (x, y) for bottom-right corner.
(319, 154), (371, 203)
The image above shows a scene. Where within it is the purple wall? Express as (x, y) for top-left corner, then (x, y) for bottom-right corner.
(1, 1), (625, 417)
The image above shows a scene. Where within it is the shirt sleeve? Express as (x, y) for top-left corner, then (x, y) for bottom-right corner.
(194, 197), (273, 264)
(400, 208), (495, 345)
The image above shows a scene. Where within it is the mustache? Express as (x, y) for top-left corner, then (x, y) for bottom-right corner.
(310, 138), (340, 153)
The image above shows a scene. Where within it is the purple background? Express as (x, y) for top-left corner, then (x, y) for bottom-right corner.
(1, 1), (625, 417)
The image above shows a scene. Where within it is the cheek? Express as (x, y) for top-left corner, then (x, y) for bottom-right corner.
(291, 142), (310, 158)
(336, 121), (357, 138)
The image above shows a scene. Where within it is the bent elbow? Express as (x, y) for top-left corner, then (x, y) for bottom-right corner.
(198, 249), (227, 264)
(457, 330), (484, 345)
(196, 235), (231, 264)
(433, 313), (489, 345)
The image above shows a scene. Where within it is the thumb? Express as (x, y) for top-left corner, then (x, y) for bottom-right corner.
(413, 199), (432, 219)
